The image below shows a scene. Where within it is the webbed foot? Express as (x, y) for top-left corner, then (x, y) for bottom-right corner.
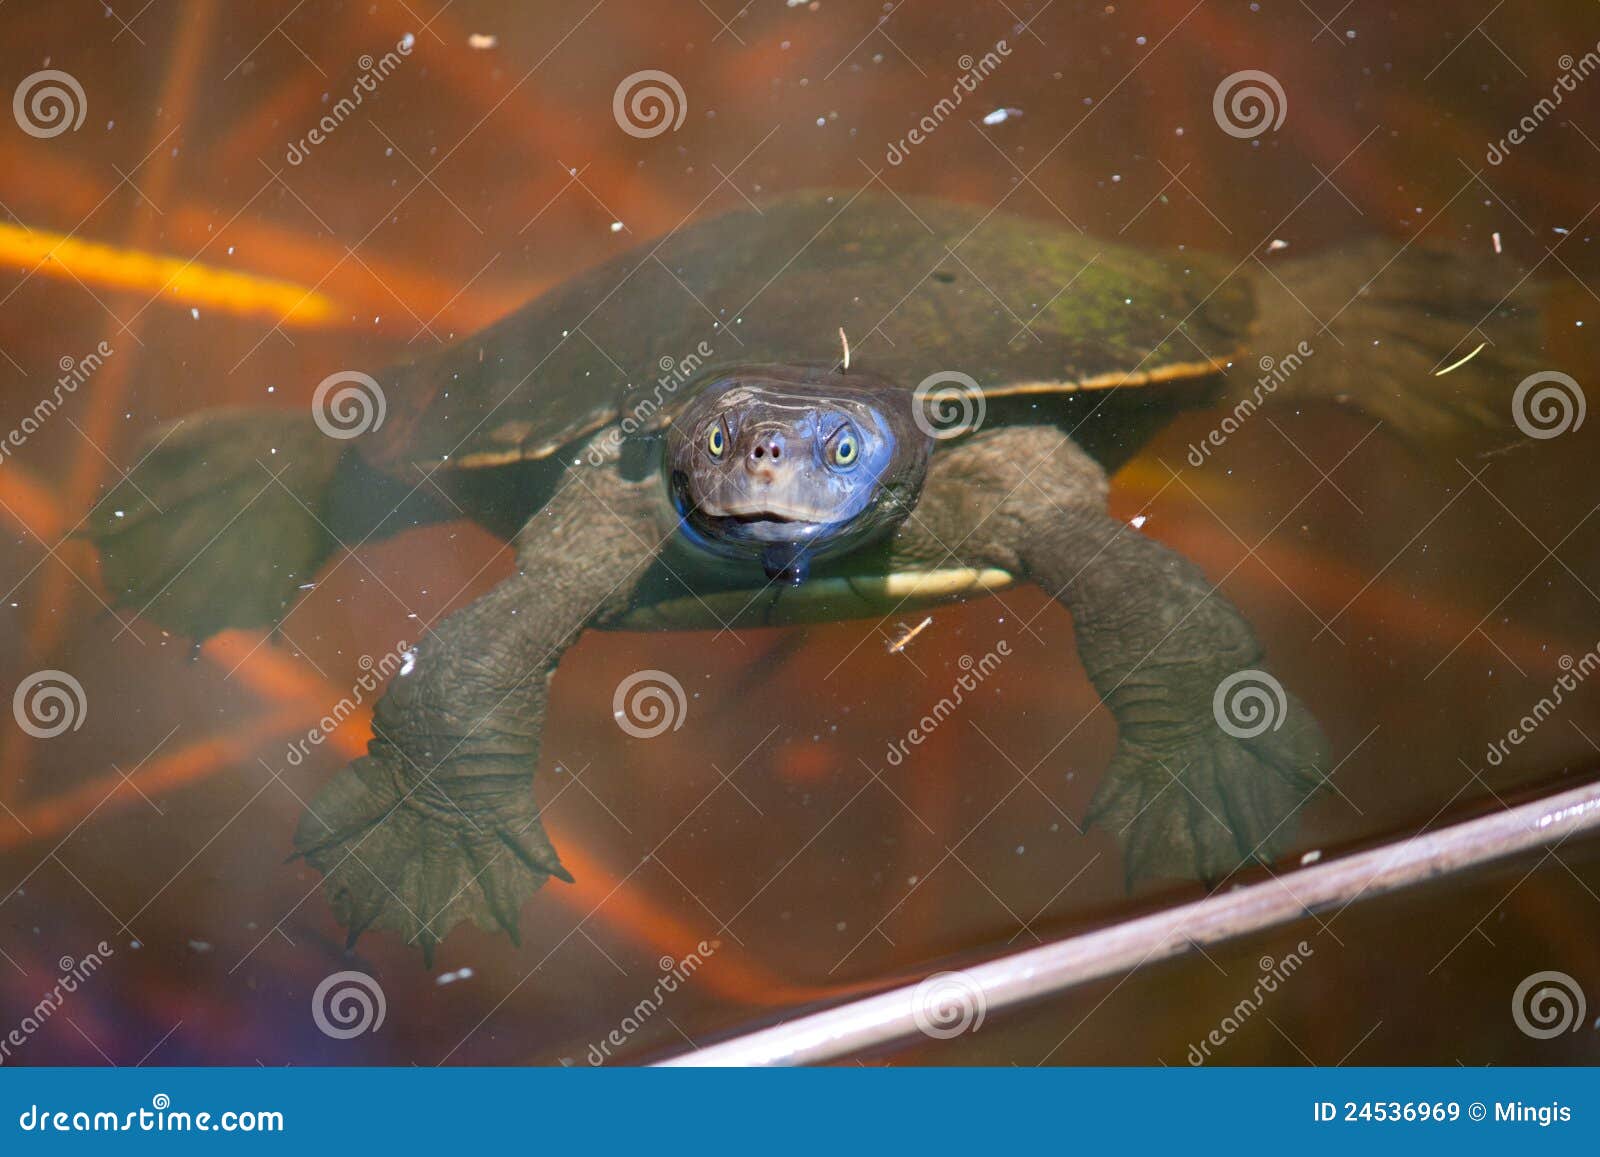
(293, 746), (571, 963)
(83, 409), (345, 638)
(1085, 682), (1327, 883)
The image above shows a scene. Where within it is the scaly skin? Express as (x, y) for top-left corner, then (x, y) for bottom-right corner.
(294, 426), (1325, 957)
(292, 443), (668, 963)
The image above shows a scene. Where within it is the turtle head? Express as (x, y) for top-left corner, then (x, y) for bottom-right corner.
(667, 365), (932, 583)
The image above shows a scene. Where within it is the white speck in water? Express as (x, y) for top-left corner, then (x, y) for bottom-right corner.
(1300, 849), (1323, 865)
(467, 33), (497, 50)
(189, 307), (200, 320)
(609, 221), (624, 233)
(1130, 514), (1148, 530)
(982, 107), (1022, 126)
(835, 921), (846, 932)
(400, 648), (418, 676)
(114, 510), (125, 519)
(1267, 238), (1289, 252)
(1015, 845), (1025, 855)
(400, 32), (415, 50)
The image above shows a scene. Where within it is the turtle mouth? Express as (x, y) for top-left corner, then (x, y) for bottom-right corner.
(704, 510), (826, 544)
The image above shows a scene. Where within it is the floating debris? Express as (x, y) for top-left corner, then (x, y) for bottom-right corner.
(1492, 231), (1503, 254)
(1299, 849), (1323, 866)
(982, 107), (1023, 126)
(838, 326), (850, 370)
(467, 33), (497, 49)
(1266, 238), (1289, 253)
(435, 966), (475, 985)
(1433, 341), (1487, 377)
(1129, 514), (1148, 530)
(887, 616), (933, 654)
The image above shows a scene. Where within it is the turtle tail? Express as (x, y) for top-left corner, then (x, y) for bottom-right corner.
(1244, 239), (1548, 447)
(82, 408), (349, 640)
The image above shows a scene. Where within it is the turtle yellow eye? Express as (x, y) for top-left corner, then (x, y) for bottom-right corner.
(829, 426), (860, 468)
(707, 422), (726, 458)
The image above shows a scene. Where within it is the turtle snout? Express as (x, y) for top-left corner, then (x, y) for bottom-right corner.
(744, 430), (786, 481)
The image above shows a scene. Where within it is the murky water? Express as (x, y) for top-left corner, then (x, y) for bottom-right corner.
(1, 1), (1598, 1066)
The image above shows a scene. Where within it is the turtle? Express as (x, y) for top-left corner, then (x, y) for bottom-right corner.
(86, 192), (1544, 961)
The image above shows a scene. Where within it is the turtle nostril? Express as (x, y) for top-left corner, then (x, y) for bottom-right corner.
(748, 433), (785, 465)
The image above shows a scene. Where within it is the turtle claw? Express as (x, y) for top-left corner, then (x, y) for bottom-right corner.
(1086, 685), (1328, 884)
(293, 748), (570, 963)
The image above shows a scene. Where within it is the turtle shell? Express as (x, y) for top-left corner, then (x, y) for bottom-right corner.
(366, 192), (1254, 475)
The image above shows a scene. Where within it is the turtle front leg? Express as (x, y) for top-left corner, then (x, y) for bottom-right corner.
(893, 427), (1328, 883)
(293, 446), (667, 961)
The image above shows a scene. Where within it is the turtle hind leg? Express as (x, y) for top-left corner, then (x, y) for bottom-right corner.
(80, 408), (348, 639)
(1250, 240), (1548, 447)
